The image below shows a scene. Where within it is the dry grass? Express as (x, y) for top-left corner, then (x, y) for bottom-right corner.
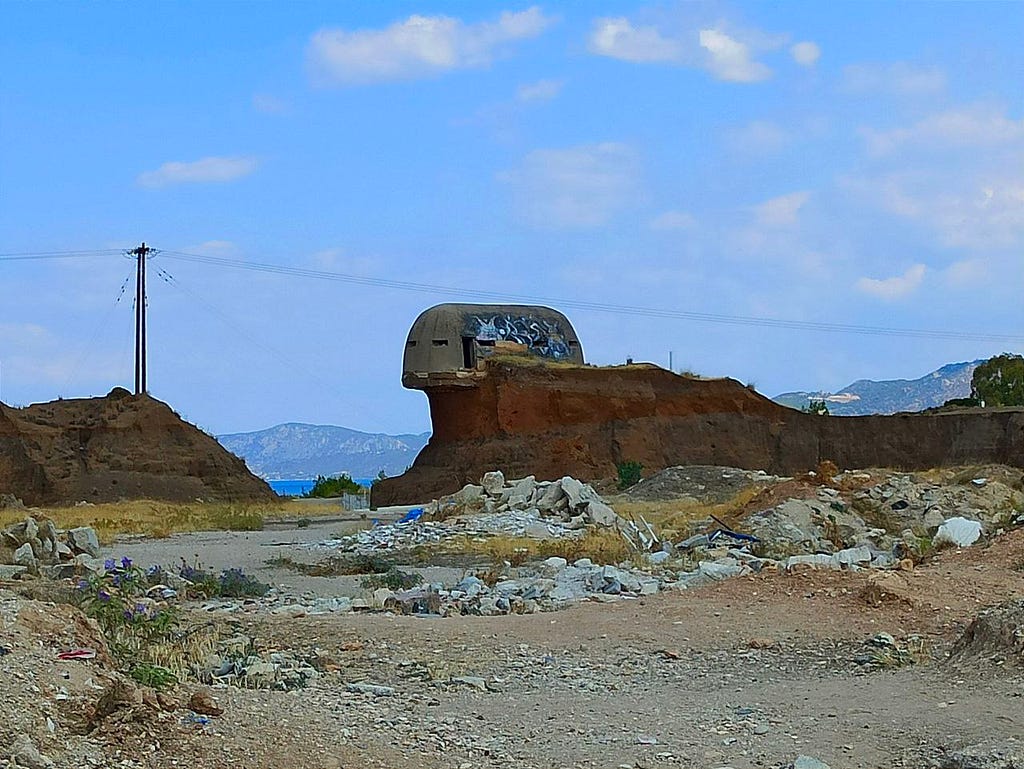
(441, 528), (636, 567)
(0, 498), (337, 544)
(612, 486), (765, 541)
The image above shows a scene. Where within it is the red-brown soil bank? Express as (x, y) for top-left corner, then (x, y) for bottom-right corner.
(0, 388), (274, 506)
(373, 361), (1024, 505)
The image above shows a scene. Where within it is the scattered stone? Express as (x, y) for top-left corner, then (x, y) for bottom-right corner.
(10, 734), (53, 769)
(346, 682), (395, 696)
(188, 688), (223, 716)
(937, 738), (1024, 769)
(793, 757), (831, 769)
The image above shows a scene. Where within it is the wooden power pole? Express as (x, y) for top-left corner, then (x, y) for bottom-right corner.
(128, 242), (154, 395)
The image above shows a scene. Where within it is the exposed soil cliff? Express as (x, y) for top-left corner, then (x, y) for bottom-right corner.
(373, 361), (1024, 505)
(0, 389), (275, 505)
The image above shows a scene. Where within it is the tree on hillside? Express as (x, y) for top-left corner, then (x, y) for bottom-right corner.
(971, 353), (1024, 407)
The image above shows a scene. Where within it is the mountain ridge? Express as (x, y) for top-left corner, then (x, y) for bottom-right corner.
(217, 422), (430, 480)
(773, 360), (983, 416)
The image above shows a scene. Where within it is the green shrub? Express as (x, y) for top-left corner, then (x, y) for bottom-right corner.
(616, 460), (643, 490)
(304, 474), (365, 498)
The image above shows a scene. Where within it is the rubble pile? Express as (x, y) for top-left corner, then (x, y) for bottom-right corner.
(321, 472), (653, 557)
(1, 513), (102, 577)
(738, 471), (1023, 564)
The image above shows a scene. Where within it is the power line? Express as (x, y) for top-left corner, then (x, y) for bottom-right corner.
(0, 249), (123, 261)
(159, 249), (1024, 345)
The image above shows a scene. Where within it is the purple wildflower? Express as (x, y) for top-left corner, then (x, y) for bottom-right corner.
(98, 589), (111, 602)
(103, 558), (116, 571)
(121, 556), (133, 569)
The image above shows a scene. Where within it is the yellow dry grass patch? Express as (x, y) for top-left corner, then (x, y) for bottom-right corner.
(0, 498), (338, 544)
(611, 485), (764, 541)
(441, 528), (635, 567)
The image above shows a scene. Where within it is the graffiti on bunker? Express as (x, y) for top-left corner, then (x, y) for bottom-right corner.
(469, 314), (571, 359)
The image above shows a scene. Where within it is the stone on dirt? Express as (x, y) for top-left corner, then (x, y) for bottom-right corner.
(937, 738), (1024, 769)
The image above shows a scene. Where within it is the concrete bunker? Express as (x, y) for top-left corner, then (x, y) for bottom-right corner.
(402, 303), (584, 389)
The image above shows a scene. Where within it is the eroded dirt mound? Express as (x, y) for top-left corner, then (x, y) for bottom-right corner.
(624, 465), (781, 503)
(0, 389), (273, 505)
(949, 599), (1024, 668)
(374, 361), (1024, 505)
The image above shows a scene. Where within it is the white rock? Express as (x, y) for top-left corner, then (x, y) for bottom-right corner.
(541, 556), (567, 572)
(934, 516), (982, 548)
(585, 500), (619, 527)
(832, 546), (872, 568)
(480, 471), (505, 496)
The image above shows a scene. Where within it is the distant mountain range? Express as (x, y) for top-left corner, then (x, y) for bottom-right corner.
(217, 423), (430, 480)
(773, 360), (983, 416)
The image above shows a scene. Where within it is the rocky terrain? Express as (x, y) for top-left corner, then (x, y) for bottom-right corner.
(2, 463), (1022, 769)
(774, 360), (982, 416)
(0, 389), (274, 505)
(373, 359), (1024, 505)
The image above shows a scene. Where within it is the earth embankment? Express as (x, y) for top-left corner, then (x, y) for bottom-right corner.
(373, 361), (1024, 505)
(0, 388), (274, 505)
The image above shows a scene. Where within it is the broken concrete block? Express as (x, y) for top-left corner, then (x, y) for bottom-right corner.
(13, 542), (36, 568)
(480, 470), (505, 495)
(67, 527), (100, 557)
(584, 500), (618, 527)
(508, 476), (537, 508)
(934, 517), (982, 548)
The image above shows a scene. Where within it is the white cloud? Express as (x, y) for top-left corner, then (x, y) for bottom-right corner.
(516, 78), (564, 102)
(137, 157), (258, 188)
(587, 17), (683, 63)
(649, 210), (696, 230)
(944, 258), (989, 288)
(754, 191), (810, 226)
(726, 120), (790, 154)
(307, 7), (554, 85)
(185, 240), (239, 256)
(499, 142), (641, 228)
(790, 41), (820, 67)
(699, 29), (771, 83)
(842, 62), (946, 96)
(252, 93), (288, 114)
(855, 264), (926, 300)
(861, 105), (1024, 156)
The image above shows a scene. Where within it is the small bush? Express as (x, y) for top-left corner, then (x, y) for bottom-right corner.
(616, 460), (643, 490)
(304, 474), (364, 498)
(178, 562), (269, 598)
(362, 568), (421, 591)
(129, 663), (178, 689)
(76, 557), (179, 661)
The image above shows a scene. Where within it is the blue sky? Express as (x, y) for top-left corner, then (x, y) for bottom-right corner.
(1, 2), (1022, 435)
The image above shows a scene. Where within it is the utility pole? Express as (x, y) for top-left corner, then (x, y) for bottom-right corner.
(128, 243), (154, 395)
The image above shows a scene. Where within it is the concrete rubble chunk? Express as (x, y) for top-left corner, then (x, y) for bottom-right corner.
(508, 476), (537, 507)
(934, 516), (983, 548)
(480, 470), (505, 495)
(13, 542), (36, 568)
(0, 564), (28, 579)
(454, 484), (484, 505)
(67, 526), (100, 557)
(585, 500), (619, 527)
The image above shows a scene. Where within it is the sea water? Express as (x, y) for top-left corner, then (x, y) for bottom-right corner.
(267, 478), (374, 497)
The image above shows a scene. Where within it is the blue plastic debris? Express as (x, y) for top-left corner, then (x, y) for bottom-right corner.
(397, 507), (424, 525)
